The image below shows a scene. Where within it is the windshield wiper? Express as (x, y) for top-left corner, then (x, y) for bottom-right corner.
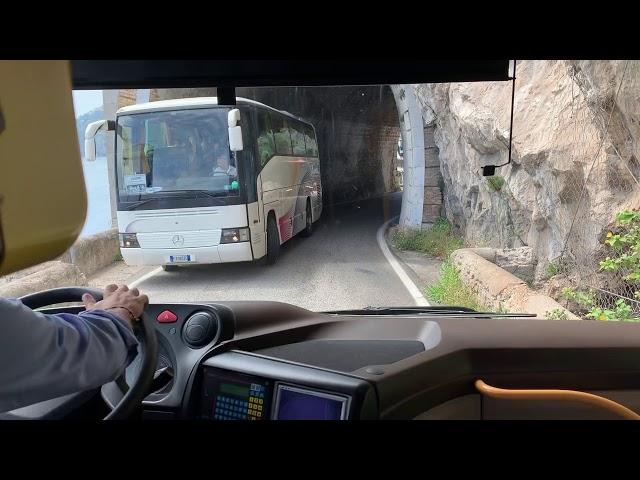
(322, 306), (536, 318)
(164, 189), (230, 198)
(125, 198), (158, 210)
(124, 189), (228, 210)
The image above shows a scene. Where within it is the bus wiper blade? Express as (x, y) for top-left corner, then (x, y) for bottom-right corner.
(165, 189), (228, 198)
(364, 306), (479, 314)
(125, 198), (158, 210)
(322, 306), (536, 318)
(124, 190), (227, 210)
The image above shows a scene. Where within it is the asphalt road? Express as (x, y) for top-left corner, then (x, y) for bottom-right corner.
(133, 192), (416, 311)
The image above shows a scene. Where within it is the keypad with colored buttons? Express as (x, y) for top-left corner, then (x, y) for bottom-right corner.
(247, 383), (266, 420)
(202, 368), (272, 421)
(213, 395), (249, 420)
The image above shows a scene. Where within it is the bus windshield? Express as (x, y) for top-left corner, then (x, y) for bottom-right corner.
(116, 108), (240, 203)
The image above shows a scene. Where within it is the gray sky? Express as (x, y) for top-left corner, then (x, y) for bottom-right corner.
(72, 90), (103, 117)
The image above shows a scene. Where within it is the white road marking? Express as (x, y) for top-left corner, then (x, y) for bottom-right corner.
(129, 267), (162, 288)
(376, 218), (430, 306)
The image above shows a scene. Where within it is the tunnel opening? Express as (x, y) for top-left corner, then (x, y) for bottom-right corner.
(237, 86), (402, 209)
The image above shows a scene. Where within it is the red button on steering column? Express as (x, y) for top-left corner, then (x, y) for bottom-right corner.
(157, 310), (178, 323)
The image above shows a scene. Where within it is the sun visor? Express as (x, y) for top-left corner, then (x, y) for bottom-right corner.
(71, 60), (511, 89)
(0, 61), (87, 275)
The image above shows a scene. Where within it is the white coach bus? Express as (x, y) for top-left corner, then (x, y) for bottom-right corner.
(85, 97), (322, 268)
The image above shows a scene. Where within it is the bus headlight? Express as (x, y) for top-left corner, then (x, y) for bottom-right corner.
(220, 228), (250, 243)
(119, 233), (140, 248)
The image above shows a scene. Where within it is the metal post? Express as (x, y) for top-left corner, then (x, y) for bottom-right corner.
(217, 87), (236, 105)
(102, 89), (119, 229)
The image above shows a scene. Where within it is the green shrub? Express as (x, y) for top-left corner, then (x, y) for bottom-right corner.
(426, 260), (484, 310)
(600, 210), (640, 283)
(560, 209), (640, 322)
(562, 287), (596, 309)
(545, 309), (568, 320)
(562, 286), (639, 322)
(585, 299), (634, 321)
(486, 175), (506, 192)
(546, 258), (571, 278)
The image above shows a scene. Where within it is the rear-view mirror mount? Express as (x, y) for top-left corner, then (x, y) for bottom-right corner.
(84, 119), (115, 161)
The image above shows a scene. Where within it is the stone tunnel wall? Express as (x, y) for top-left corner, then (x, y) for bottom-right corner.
(236, 86), (401, 206)
(423, 124), (444, 223)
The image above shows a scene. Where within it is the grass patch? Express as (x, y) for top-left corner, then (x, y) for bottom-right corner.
(486, 175), (505, 192)
(391, 218), (484, 310)
(545, 308), (569, 320)
(391, 218), (464, 259)
(113, 253), (123, 262)
(426, 260), (485, 310)
(546, 258), (570, 278)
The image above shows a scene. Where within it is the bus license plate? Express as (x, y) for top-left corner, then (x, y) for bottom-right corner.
(168, 254), (195, 263)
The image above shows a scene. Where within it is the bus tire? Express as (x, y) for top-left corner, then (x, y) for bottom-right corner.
(265, 215), (280, 265)
(300, 199), (313, 237)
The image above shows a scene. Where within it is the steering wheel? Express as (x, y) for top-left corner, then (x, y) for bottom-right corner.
(19, 286), (158, 420)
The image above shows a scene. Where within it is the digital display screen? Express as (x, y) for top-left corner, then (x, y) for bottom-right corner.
(201, 368), (270, 421)
(274, 385), (349, 420)
(220, 383), (250, 397)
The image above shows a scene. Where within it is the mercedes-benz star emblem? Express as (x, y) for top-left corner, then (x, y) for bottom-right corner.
(172, 235), (184, 247)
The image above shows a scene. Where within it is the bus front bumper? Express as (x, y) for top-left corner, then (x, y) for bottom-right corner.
(120, 243), (254, 266)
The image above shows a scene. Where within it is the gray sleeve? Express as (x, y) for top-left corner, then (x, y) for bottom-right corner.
(0, 298), (139, 413)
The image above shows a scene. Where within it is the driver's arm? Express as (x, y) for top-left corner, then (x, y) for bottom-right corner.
(0, 284), (146, 413)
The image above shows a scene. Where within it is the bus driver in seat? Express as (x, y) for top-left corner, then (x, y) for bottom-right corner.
(213, 153), (237, 177)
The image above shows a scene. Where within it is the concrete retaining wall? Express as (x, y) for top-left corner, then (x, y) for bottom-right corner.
(68, 228), (119, 277)
(451, 248), (578, 320)
(0, 261), (87, 298)
(0, 229), (119, 298)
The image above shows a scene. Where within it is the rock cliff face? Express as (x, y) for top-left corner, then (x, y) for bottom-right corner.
(414, 60), (640, 282)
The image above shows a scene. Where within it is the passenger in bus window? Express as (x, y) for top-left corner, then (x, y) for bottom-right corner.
(203, 138), (222, 170)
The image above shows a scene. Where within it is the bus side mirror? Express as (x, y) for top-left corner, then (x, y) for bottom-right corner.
(228, 108), (243, 152)
(84, 119), (114, 161)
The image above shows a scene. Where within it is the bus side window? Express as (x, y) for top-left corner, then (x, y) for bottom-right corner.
(257, 110), (275, 167)
(304, 125), (319, 157)
(291, 121), (307, 156)
(271, 114), (293, 156)
(118, 125), (133, 174)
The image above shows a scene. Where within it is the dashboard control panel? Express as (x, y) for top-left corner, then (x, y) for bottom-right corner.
(199, 362), (358, 420)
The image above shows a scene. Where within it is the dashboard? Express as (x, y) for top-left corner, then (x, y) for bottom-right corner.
(137, 300), (640, 421)
(9, 300), (640, 420)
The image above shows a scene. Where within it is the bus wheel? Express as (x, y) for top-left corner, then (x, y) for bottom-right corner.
(265, 215), (280, 265)
(300, 200), (313, 237)
(162, 265), (178, 272)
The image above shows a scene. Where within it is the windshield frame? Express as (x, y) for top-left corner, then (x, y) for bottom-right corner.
(115, 106), (251, 210)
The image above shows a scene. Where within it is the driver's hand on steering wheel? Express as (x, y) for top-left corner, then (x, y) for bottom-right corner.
(82, 284), (149, 328)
